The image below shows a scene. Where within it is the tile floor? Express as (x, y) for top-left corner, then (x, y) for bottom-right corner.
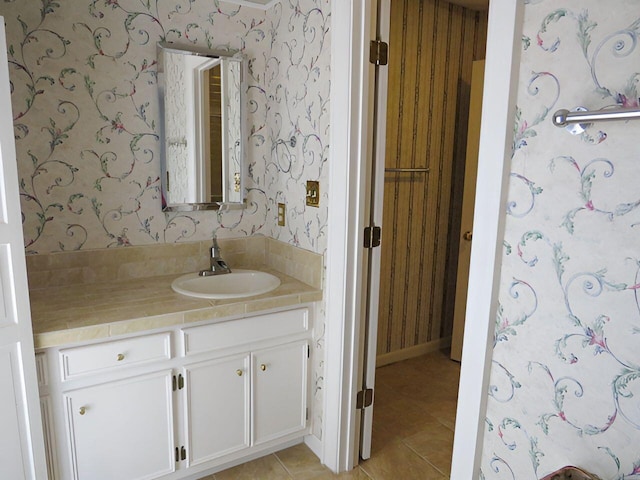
(200, 349), (460, 479)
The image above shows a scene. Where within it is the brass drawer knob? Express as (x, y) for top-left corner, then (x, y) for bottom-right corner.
(79, 406), (86, 416)
(463, 231), (473, 241)
(117, 353), (125, 361)
(260, 364), (267, 371)
(236, 369), (243, 377)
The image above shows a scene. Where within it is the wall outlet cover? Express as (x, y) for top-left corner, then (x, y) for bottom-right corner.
(306, 181), (320, 207)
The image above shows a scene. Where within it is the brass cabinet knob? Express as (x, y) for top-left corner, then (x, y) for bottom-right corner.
(236, 369), (243, 377)
(79, 407), (86, 416)
(260, 364), (267, 371)
(117, 353), (125, 361)
(463, 231), (473, 241)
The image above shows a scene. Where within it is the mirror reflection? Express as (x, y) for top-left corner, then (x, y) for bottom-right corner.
(158, 43), (246, 211)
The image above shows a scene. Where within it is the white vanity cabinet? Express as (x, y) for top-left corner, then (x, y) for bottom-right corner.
(63, 371), (176, 480)
(252, 341), (308, 445)
(38, 306), (312, 480)
(182, 309), (310, 468)
(183, 353), (251, 466)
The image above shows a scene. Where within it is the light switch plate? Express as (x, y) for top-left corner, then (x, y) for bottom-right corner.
(277, 203), (286, 226)
(306, 181), (320, 207)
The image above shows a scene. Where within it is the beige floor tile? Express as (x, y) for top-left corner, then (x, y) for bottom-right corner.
(275, 444), (371, 479)
(214, 454), (292, 480)
(200, 350), (459, 480)
(275, 443), (333, 478)
(403, 425), (455, 475)
(334, 467), (373, 479)
(360, 440), (446, 480)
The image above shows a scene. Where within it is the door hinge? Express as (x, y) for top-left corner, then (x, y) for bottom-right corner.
(172, 375), (177, 391)
(356, 388), (374, 409)
(166, 171), (170, 191)
(307, 344), (310, 358)
(306, 407), (309, 421)
(175, 445), (186, 462)
(364, 226), (381, 249)
(369, 40), (388, 66)
(178, 373), (184, 390)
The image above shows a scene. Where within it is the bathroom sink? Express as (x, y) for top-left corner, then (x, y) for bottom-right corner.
(171, 269), (281, 299)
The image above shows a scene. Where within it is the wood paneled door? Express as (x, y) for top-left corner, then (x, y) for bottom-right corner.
(377, 0), (487, 361)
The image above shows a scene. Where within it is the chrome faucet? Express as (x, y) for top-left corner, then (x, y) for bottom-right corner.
(199, 236), (231, 276)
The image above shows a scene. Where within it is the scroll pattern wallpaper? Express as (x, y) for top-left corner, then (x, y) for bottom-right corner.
(1, 0), (330, 255)
(482, 1), (640, 478)
(1, 0), (329, 440)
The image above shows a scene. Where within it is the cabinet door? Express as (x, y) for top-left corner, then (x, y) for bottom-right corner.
(63, 371), (175, 480)
(184, 354), (250, 466)
(252, 341), (308, 445)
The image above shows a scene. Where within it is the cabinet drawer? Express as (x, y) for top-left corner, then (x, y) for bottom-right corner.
(183, 308), (309, 356)
(59, 333), (172, 381)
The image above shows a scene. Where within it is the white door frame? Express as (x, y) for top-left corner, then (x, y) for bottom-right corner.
(323, 0), (375, 472)
(323, 0), (524, 475)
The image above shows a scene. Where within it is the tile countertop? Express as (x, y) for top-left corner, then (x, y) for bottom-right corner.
(29, 267), (322, 349)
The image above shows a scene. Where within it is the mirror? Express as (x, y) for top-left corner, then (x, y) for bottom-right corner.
(158, 43), (246, 211)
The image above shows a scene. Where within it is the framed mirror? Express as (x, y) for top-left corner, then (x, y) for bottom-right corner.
(158, 43), (246, 211)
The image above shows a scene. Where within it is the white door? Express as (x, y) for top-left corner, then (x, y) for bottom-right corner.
(63, 371), (175, 480)
(0, 17), (49, 480)
(184, 353), (250, 466)
(358, 0), (390, 461)
(252, 341), (308, 445)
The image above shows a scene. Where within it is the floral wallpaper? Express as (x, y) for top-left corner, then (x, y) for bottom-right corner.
(0, 0), (330, 255)
(481, 1), (640, 478)
(1, 0), (329, 442)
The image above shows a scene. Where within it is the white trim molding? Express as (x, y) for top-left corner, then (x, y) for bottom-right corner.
(323, 0), (374, 473)
(450, 1), (524, 478)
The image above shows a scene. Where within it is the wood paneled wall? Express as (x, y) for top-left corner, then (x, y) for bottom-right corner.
(377, 0), (487, 357)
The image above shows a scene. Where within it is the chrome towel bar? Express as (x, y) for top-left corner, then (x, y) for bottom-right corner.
(384, 167), (430, 173)
(552, 107), (640, 127)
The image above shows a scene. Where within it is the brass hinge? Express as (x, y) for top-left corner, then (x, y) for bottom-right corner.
(307, 345), (310, 358)
(178, 373), (184, 390)
(166, 171), (170, 191)
(356, 388), (374, 409)
(364, 226), (381, 249)
(306, 408), (309, 421)
(369, 40), (388, 66)
(175, 445), (186, 462)
(172, 375), (177, 391)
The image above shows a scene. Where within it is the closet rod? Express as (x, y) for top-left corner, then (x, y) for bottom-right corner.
(384, 167), (430, 173)
(552, 107), (640, 127)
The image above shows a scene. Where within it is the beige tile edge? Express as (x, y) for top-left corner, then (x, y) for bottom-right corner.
(35, 325), (111, 349)
(35, 290), (323, 349)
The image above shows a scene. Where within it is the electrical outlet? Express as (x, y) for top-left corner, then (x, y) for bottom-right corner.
(277, 203), (286, 226)
(306, 181), (320, 207)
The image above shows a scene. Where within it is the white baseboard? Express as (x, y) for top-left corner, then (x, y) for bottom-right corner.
(375, 337), (452, 368)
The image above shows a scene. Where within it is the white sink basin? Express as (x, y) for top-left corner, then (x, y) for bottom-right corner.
(171, 269), (281, 299)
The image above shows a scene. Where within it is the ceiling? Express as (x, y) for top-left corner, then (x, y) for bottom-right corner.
(446, 0), (489, 11)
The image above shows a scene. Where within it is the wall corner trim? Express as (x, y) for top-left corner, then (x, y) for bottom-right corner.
(450, 1), (525, 478)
